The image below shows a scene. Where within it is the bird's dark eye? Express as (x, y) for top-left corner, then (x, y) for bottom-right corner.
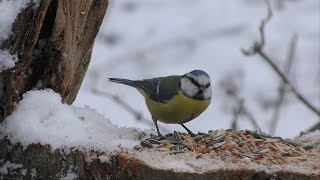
(205, 83), (210, 88)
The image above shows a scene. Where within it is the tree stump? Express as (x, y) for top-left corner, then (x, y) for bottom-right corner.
(0, 137), (319, 180)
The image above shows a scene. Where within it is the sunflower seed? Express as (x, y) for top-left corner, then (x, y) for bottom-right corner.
(174, 144), (180, 151)
(140, 140), (153, 148)
(170, 150), (185, 155)
(146, 138), (161, 144)
(134, 145), (142, 150)
(240, 153), (256, 159)
(173, 131), (182, 140)
(170, 139), (182, 145)
(303, 145), (314, 150)
(157, 147), (171, 151)
(211, 134), (225, 143)
(212, 141), (226, 148)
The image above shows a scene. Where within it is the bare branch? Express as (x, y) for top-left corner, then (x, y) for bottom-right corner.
(241, 0), (320, 117)
(241, 100), (261, 130)
(257, 51), (320, 116)
(269, 34), (298, 135)
(220, 71), (260, 130)
(227, 90), (260, 130)
(231, 101), (242, 130)
(242, 0), (272, 55)
(259, 0), (272, 49)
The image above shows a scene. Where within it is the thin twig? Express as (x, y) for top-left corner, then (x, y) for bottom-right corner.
(242, 0), (320, 117)
(257, 51), (320, 116)
(242, 0), (272, 55)
(241, 102), (261, 130)
(230, 92), (260, 130)
(269, 35), (298, 135)
(221, 72), (260, 130)
(231, 100), (242, 130)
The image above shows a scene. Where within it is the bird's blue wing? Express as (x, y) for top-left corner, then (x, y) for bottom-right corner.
(135, 76), (181, 104)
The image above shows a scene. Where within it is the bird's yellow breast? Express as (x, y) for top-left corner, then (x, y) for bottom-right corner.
(145, 91), (211, 124)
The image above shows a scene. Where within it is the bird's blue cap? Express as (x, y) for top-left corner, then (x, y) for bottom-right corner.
(188, 70), (210, 77)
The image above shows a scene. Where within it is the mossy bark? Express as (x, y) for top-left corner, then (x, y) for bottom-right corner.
(0, 0), (109, 122)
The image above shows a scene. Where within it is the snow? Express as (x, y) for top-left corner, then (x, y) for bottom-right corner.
(1, 89), (144, 151)
(0, 161), (23, 175)
(74, 0), (320, 138)
(0, 0), (32, 42)
(130, 150), (319, 174)
(297, 130), (320, 144)
(0, 0), (38, 72)
(21, 168), (27, 176)
(0, 50), (17, 71)
(303, 130), (320, 141)
(60, 170), (78, 180)
(31, 168), (37, 178)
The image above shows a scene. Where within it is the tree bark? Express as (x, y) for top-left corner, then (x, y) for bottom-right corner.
(0, 0), (109, 122)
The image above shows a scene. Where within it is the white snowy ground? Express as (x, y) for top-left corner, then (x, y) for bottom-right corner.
(74, 0), (320, 138)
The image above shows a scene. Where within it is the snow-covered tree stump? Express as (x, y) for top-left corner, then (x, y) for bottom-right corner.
(1, 90), (318, 179)
(0, 134), (319, 179)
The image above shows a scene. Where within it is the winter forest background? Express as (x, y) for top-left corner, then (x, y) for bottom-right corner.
(74, 0), (320, 138)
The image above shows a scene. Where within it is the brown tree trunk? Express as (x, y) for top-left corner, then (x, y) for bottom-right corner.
(0, 0), (109, 122)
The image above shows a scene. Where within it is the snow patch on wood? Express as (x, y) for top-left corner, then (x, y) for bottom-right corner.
(1, 89), (146, 151)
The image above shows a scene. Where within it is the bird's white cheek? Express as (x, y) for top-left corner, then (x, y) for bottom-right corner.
(204, 86), (212, 99)
(181, 78), (198, 97)
(184, 85), (198, 97)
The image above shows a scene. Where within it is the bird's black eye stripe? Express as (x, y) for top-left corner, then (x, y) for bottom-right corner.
(186, 76), (210, 89)
(186, 76), (201, 88)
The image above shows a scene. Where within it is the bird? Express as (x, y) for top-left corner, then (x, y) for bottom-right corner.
(108, 70), (212, 137)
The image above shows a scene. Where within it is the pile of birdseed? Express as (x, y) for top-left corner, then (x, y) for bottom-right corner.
(135, 129), (319, 165)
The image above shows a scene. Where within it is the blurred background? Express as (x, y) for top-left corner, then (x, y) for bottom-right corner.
(74, 0), (320, 138)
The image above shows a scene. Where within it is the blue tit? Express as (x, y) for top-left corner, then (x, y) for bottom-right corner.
(108, 70), (212, 137)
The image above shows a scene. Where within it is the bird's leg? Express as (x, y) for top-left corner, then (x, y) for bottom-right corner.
(180, 124), (196, 137)
(152, 117), (163, 138)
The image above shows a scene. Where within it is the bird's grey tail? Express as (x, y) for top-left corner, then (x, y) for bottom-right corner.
(108, 78), (137, 88)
